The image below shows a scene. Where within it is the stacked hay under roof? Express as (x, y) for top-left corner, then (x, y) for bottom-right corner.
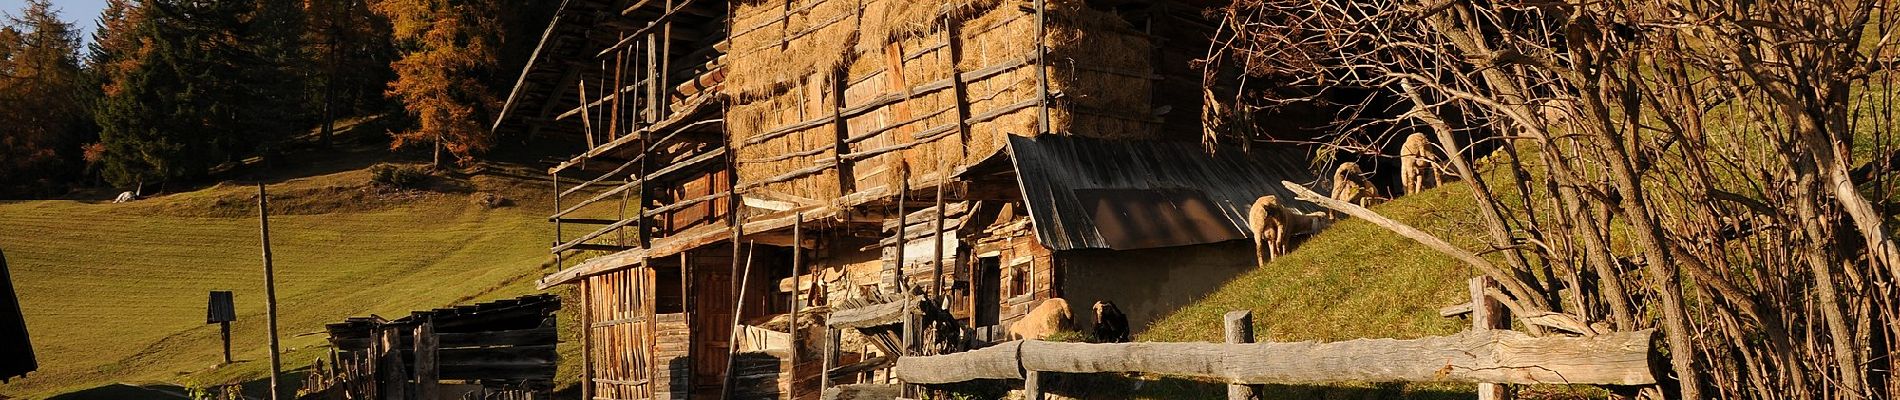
(728, 0), (1164, 204)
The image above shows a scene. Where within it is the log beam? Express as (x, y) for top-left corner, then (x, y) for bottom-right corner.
(893, 330), (1658, 386)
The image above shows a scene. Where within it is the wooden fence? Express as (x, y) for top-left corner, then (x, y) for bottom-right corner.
(848, 277), (1659, 400)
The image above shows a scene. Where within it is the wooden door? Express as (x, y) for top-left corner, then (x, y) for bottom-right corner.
(975, 256), (1001, 328)
(689, 250), (734, 395)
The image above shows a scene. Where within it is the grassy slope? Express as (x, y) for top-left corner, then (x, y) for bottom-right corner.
(0, 163), (559, 398)
(1133, 168), (1536, 398)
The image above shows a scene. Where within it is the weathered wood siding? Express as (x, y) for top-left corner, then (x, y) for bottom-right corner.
(585, 267), (658, 399)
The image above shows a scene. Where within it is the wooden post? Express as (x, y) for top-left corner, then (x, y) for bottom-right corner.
(931, 179), (945, 302)
(365, 329), (381, 400)
(822, 327), (840, 390)
(893, 165), (908, 293)
(1471, 276), (1512, 400)
(1224, 311), (1258, 400)
(377, 328), (406, 400)
(1023, 370), (1045, 400)
(580, 282), (594, 400)
(220, 321), (232, 364)
(258, 183), (284, 400)
(1032, 0), (1050, 135)
(414, 322), (439, 400)
(790, 213), (803, 399)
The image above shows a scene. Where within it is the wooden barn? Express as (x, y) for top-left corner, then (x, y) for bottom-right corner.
(491, 0), (1318, 398)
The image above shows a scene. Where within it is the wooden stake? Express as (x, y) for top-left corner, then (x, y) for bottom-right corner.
(1471, 276), (1512, 400)
(1224, 311), (1258, 400)
(258, 183), (284, 400)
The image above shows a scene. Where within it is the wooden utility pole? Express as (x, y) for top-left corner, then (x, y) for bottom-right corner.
(1224, 310), (1258, 400)
(258, 183), (284, 400)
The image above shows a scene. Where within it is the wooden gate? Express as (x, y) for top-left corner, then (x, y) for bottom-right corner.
(587, 267), (658, 399)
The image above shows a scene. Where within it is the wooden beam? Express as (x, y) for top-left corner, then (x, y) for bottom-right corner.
(892, 331), (1660, 386)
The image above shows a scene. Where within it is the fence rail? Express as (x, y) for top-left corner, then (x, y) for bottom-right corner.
(892, 329), (1657, 387)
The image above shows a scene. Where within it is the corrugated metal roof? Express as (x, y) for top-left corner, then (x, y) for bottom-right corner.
(0, 248), (36, 382)
(1006, 135), (1318, 251)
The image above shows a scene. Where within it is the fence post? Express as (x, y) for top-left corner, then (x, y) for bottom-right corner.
(414, 322), (438, 400)
(1471, 276), (1511, 400)
(1224, 310), (1259, 400)
(1024, 370), (1045, 400)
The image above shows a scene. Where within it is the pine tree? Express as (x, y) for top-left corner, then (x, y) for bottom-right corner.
(0, 0), (92, 196)
(371, 0), (502, 166)
(91, 0), (305, 186)
(304, 0), (395, 146)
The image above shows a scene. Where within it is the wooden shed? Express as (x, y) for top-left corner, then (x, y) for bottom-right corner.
(493, 0), (1315, 398)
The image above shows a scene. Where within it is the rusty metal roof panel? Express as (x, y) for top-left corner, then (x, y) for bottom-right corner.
(1005, 135), (1318, 251)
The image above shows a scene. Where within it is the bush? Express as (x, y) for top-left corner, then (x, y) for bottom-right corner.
(369, 163), (431, 189)
(469, 192), (512, 208)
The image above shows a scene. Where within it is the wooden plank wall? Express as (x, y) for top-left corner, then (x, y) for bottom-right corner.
(970, 212), (1057, 330)
(586, 267), (658, 399)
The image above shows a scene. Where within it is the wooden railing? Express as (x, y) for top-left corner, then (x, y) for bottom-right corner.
(863, 277), (1659, 400)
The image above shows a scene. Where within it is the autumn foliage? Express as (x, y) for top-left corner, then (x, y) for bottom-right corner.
(371, 0), (502, 166)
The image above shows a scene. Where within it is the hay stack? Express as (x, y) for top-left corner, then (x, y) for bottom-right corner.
(728, 0), (1162, 201)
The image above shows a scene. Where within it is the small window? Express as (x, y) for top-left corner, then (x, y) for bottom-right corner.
(1009, 263), (1030, 298)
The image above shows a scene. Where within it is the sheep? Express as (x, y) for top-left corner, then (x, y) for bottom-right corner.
(1009, 298), (1073, 341)
(1400, 132), (1443, 195)
(113, 181), (144, 204)
(1249, 195), (1336, 265)
(1091, 301), (1130, 343)
(1249, 195), (1289, 265)
(1330, 163), (1382, 208)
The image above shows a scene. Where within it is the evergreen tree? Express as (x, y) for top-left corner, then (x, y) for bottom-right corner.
(304, 0), (395, 146)
(0, 0), (92, 197)
(91, 0), (305, 186)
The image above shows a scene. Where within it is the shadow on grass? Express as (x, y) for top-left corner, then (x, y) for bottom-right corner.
(931, 373), (1476, 400)
(46, 383), (191, 400)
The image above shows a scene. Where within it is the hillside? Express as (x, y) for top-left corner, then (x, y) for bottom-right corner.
(0, 149), (565, 398)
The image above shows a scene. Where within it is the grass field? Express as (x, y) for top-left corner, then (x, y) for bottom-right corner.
(0, 155), (564, 399)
